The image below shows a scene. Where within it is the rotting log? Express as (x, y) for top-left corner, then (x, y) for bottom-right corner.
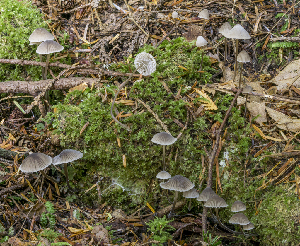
(0, 78), (104, 95)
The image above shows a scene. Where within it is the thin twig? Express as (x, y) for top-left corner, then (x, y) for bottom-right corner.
(136, 98), (170, 134)
(202, 88), (243, 236)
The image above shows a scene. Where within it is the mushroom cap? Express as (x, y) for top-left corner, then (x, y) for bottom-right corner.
(226, 24), (251, 39)
(229, 213), (250, 225)
(219, 22), (232, 36)
(198, 9), (209, 20)
(29, 28), (54, 45)
(243, 222), (255, 230)
(197, 187), (216, 202)
(243, 85), (253, 94)
(156, 171), (171, 180)
(172, 11), (179, 19)
(237, 50), (251, 63)
(36, 40), (64, 55)
(183, 188), (199, 198)
(160, 175), (194, 192)
(204, 194), (228, 208)
(196, 36), (208, 47)
(151, 132), (177, 146)
(134, 52), (156, 76)
(231, 200), (247, 212)
(52, 149), (83, 165)
(19, 153), (52, 173)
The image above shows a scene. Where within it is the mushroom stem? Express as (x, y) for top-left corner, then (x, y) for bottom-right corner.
(234, 39), (239, 82)
(64, 163), (71, 189)
(202, 21), (206, 36)
(39, 54), (44, 79)
(244, 94), (248, 117)
(171, 190), (179, 214)
(44, 54), (50, 80)
(238, 62), (242, 88)
(40, 170), (57, 184)
(163, 145), (166, 171)
(200, 49), (204, 81)
(188, 199), (192, 211)
(224, 38), (228, 61)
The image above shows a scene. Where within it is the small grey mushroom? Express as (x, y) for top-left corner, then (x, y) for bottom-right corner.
(197, 187), (216, 202)
(151, 132), (177, 170)
(226, 24), (251, 82)
(160, 175), (194, 214)
(36, 40), (64, 80)
(243, 222), (255, 230)
(183, 188), (199, 211)
(18, 153), (56, 183)
(156, 171), (171, 180)
(52, 149), (83, 189)
(231, 201), (246, 212)
(229, 213), (250, 225)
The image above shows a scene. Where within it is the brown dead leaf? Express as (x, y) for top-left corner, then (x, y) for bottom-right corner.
(266, 107), (300, 132)
(269, 59), (300, 90)
(247, 102), (267, 124)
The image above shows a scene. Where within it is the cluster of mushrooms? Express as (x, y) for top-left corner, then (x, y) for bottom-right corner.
(151, 132), (254, 232)
(29, 28), (64, 80)
(172, 9), (252, 89)
(18, 149), (83, 189)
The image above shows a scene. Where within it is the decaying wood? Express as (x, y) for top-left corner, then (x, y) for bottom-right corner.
(0, 78), (104, 95)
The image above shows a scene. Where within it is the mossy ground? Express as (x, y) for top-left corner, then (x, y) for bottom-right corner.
(45, 37), (300, 245)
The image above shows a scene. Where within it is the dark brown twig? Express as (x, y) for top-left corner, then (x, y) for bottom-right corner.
(202, 88), (243, 236)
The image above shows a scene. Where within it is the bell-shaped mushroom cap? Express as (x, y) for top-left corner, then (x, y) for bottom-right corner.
(226, 24), (251, 39)
(219, 22), (232, 36)
(204, 194), (228, 208)
(160, 175), (194, 192)
(196, 36), (208, 47)
(183, 188), (199, 198)
(29, 28), (54, 45)
(52, 149), (83, 165)
(151, 132), (177, 146)
(36, 40), (64, 55)
(229, 213), (250, 225)
(243, 222), (255, 230)
(243, 85), (253, 94)
(134, 52), (156, 76)
(172, 11), (179, 19)
(197, 187), (216, 202)
(156, 171), (171, 180)
(19, 153), (52, 173)
(237, 50), (251, 63)
(198, 9), (209, 20)
(231, 201), (247, 212)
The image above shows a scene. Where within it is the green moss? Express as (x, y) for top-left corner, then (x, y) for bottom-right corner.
(0, 0), (71, 82)
(44, 37), (300, 244)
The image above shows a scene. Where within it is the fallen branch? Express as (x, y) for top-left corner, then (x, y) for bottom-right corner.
(0, 78), (105, 95)
(0, 58), (142, 79)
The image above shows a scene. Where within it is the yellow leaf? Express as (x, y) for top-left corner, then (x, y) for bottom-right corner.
(68, 227), (90, 234)
(146, 202), (155, 213)
(252, 124), (283, 142)
(193, 89), (218, 110)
